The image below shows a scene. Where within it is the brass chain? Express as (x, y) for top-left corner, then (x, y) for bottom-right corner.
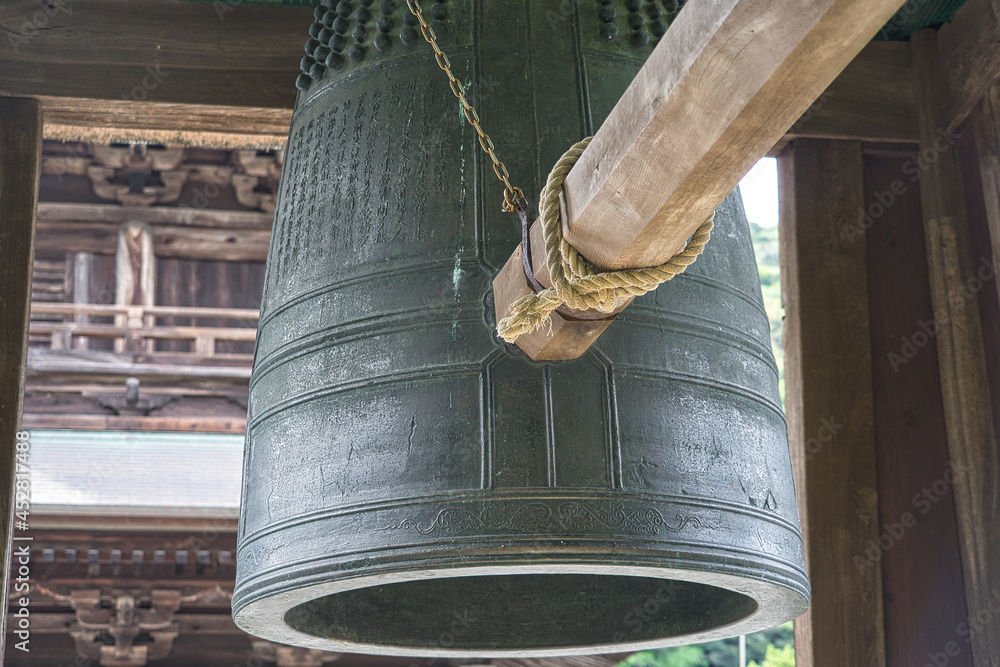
(405, 0), (525, 212)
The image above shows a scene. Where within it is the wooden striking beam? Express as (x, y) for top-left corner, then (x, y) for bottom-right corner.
(493, 0), (907, 360)
(0, 96), (42, 657)
(778, 139), (884, 667)
(912, 30), (1000, 667)
(938, 0), (1000, 133)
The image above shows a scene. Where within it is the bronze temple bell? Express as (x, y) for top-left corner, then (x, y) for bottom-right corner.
(233, 0), (809, 656)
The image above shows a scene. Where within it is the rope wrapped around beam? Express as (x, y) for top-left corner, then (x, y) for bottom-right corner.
(496, 137), (715, 343)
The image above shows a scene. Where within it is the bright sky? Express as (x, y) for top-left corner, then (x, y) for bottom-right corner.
(739, 157), (779, 228)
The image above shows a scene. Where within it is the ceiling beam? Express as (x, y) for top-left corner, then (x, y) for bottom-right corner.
(38, 202), (272, 230)
(0, 0), (915, 148)
(20, 414), (247, 433)
(938, 0), (1000, 133)
(38, 97), (292, 149)
(33, 220), (269, 261)
(776, 40), (917, 151)
(0, 0), (309, 108)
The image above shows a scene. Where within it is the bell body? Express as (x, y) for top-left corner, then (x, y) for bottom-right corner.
(234, 0), (808, 656)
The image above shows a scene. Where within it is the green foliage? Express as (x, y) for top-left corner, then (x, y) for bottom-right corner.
(627, 646), (707, 667)
(748, 222), (784, 405)
(748, 644), (795, 667)
(616, 622), (793, 667)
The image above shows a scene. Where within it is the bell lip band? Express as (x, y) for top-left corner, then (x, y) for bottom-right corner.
(234, 561), (809, 658)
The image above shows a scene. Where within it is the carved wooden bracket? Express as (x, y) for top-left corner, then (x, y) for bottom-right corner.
(251, 640), (341, 667)
(40, 142), (283, 212)
(69, 589), (182, 667)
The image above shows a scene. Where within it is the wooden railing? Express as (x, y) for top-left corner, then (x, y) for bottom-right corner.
(29, 303), (259, 358)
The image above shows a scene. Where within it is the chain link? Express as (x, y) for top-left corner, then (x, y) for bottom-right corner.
(405, 0), (525, 212)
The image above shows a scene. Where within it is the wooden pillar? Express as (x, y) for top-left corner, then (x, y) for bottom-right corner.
(912, 30), (1000, 667)
(114, 222), (155, 353)
(973, 82), (1000, 316)
(864, 143), (972, 666)
(779, 138), (885, 667)
(72, 251), (93, 350)
(0, 97), (42, 656)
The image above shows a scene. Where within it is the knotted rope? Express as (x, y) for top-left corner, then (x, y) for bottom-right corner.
(496, 137), (715, 343)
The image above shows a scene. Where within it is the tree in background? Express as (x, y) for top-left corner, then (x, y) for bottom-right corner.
(749, 222), (783, 403)
(626, 646), (707, 667)
(748, 645), (795, 667)
(617, 622), (793, 667)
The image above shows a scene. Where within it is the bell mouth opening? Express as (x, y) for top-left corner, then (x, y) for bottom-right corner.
(283, 573), (758, 653)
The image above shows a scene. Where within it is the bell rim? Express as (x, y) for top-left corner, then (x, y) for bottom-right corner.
(232, 559), (809, 658)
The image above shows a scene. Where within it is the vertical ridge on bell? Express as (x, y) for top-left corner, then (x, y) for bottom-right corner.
(490, 355), (548, 489)
(478, 0), (536, 269)
(550, 356), (614, 489)
(590, 346), (625, 490)
(527, 0), (592, 187)
(542, 365), (557, 488)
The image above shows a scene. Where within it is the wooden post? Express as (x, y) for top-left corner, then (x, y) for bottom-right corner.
(114, 222), (155, 353)
(493, 0), (908, 360)
(973, 82), (1000, 317)
(0, 96), (43, 656)
(912, 30), (1000, 667)
(864, 143), (973, 666)
(779, 139), (885, 667)
(73, 251), (93, 350)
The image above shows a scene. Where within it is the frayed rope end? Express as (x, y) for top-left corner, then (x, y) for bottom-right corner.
(496, 289), (563, 342)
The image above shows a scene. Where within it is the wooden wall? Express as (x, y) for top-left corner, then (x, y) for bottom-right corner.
(156, 258), (265, 353)
(781, 133), (1000, 667)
